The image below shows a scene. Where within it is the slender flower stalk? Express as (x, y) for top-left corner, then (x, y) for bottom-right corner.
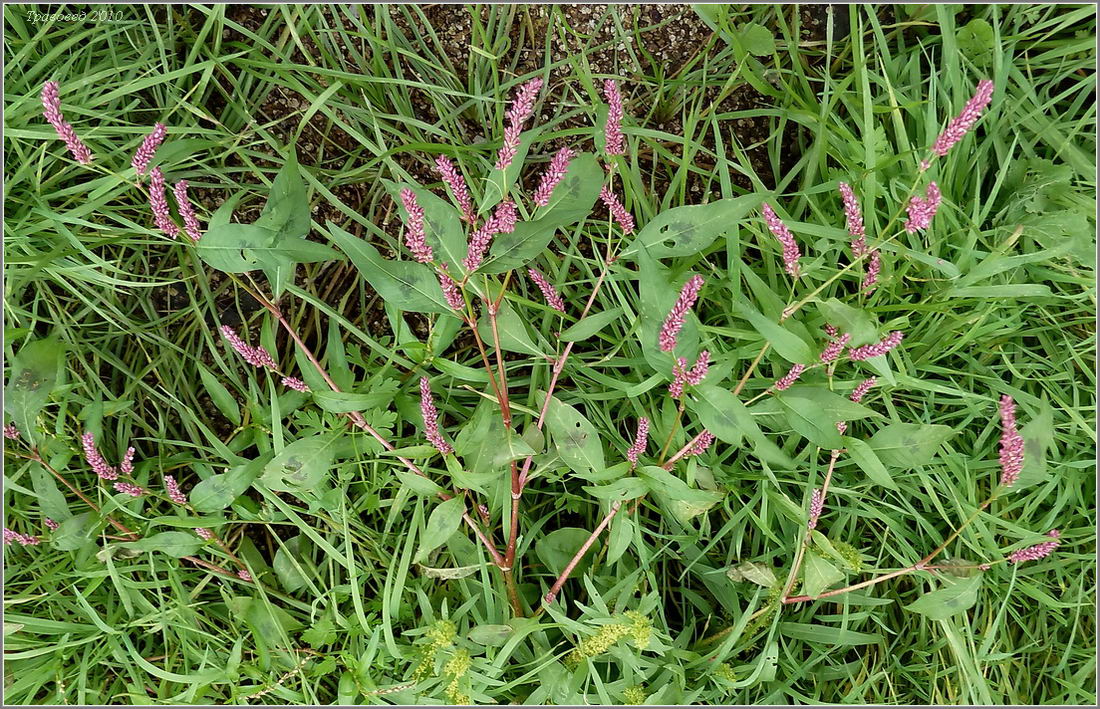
(434, 156), (476, 223)
(3, 424), (19, 440)
(113, 482), (144, 497)
(838, 182), (866, 257)
(688, 431), (715, 457)
(626, 418), (649, 467)
(131, 123), (167, 176)
(862, 250), (881, 293)
(849, 377), (877, 403)
(82, 433), (117, 480)
(820, 334), (851, 363)
(599, 186), (634, 234)
(603, 79), (625, 156)
(40, 81), (94, 164)
(761, 203), (801, 278)
(527, 267), (565, 312)
(998, 395), (1025, 488)
(686, 350), (710, 386)
(438, 264), (465, 310)
(173, 180), (203, 242)
(533, 147), (574, 207)
(495, 77), (543, 170)
(807, 488), (824, 530)
(120, 447), (135, 475)
(148, 167), (180, 238)
(774, 364), (806, 391)
(164, 475), (188, 505)
(464, 201), (516, 272)
(848, 331), (904, 361)
(420, 377), (453, 455)
(923, 79), (995, 168)
(1007, 529), (1060, 563)
(904, 182), (942, 233)
(400, 188), (433, 263)
(658, 275), (704, 352)
(281, 376), (309, 392)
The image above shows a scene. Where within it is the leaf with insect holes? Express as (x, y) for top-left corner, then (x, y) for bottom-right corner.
(542, 393), (605, 474)
(4, 336), (65, 444)
(382, 179), (467, 277)
(623, 194), (762, 259)
(190, 457), (265, 512)
(415, 497), (466, 564)
(905, 574), (983, 620)
(261, 435), (339, 492)
(867, 423), (954, 469)
(326, 222), (451, 314)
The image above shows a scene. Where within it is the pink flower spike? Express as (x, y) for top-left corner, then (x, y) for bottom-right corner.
(820, 333), (851, 363)
(438, 264), (465, 310)
(220, 325), (262, 367)
(626, 417), (649, 466)
(1007, 529), (1060, 564)
(848, 331), (904, 361)
(603, 79), (625, 157)
(823, 323), (839, 339)
(40, 81), (94, 165)
(495, 77), (543, 170)
(420, 377), (453, 455)
(774, 364), (806, 391)
(44, 518), (59, 531)
(687, 351), (710, 386)
(533, 147), (574, 207)
(400, 188), (433, 263)
(238, 569), (253, 582)
(998, 395), (1025, 488)
(4, 528), (21, 545)
(668, 357), (689, 399)
(807, 488), (824, 530)
(148, 167), (180, 238)
(929, 79), (995, 160)
(252, 346), (277, 371)
(82, 432), (117, 480)
(658, 274), (704, 352)
(3, 423), (19, 440)
(849, 377), (877, 403)
(761, 203), (801, 278)
(599, 186), (634, 234)
(132, 123), (167, 176)
(18, 533), (40, 546)
(527, 267), (566, 312)
(904, 182), (942, 233)
(862, 250), (881, 293)
(838, 182), (866, 257)
(281, 376), (309, 392)
(164, 475), (187, 505)
(196, 527), (214, 541)
(688, 431), (716, 457)
(113, 482), (144, 497)
(120, 447), (136, 475)
(463, 201), (516, 272)
(835, 421), (848, 435)
(434, 156), (476, 224)
(173, 180), (203, 242)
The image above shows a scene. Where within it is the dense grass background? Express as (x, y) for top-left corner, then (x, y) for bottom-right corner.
(3, 4), (1096, 705)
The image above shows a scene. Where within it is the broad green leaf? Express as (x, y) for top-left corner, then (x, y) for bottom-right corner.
(801, 553), (845, 598)
(689, 386), (744, 446)
(52, 512), (96, 551)
(778, 623), (882, 646)
(535, 527), (593, 576)
(198, 364), (241, 426)
(418, 563), (480, 580)
(637, 246), (702, 369)
(623, 194), (762, 259)
(467, 624), (513, 646)
(415, 497), (465, 563)
(5, 336), (65, 443)
(261, 435), (338, 491)
(382, 179), (467, 277)
(844, 437), (897, 489)
(477, 300), (542, 355)
(695, 385), (792, 466)
(396, 469), (446, 497)
(273, 535), (310, 593)
(816, 298), (879, 347)
(737, 303), (813, 364)
(607, 512), (633, 565)
(312, 390), (395, 414)
(326, 223), (450, 314)
(195, 224), (279, 272)
(775, 387), (874, 449)
(582, 477), (648, 501)
(190, 458), (265, 512)
(123, 531), (204, 558)
(637, 465), (724, 524)
(543, 393), (605, 474)
(255, 151), (310, 243)
(560, 308), (623, 342)
(867, 423), (954, 469)
(726, 562), (778, 588)
(739, 22), (776, 55)
(30, 463), (69, 523)
(904, 574), (983, 620)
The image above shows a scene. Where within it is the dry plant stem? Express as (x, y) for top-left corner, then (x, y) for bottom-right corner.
(780, 449), (841, 602)
(542, 500), (622, 605)
(783, 497), (995, 604)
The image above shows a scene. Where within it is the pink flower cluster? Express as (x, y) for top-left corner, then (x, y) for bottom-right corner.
(45, 518), (59, 531)
(527, 267), (565, 312)
(82, 432), (117, 480)
(132, 123), (167, 176)
(848, 331), (904, 361)
(626, 417), (649, 466)
(282, 376), (309, 392)
(599, 186), (634, 234)
(837, 378), (877, 435)
(761, 203), (801, 278)
(820, 333), (851, 363)
(1007, 529), (1060, 564)
(173, 180), (203, 242)
(688, 431), (715, 457)
(113, 482), (144, 497)
(495, 77), (543, 170)
(838, 182), (866, 257)
(464, 201), (517, 272)
(862, 250), (881, 293)
(669, 351), (709, 398)
(149, 167), (180, 238)
(220, 325), (277, 370)
(774, 364), (806, 391)
(400, 188), (433, 263)
(4, 528), (40, 546)
(926, 79), (995, 164)
(120, 447), (135, 475)
(434, 156), (476, 224)
(41, 81), (94, 164)
(165, 475), (188, 505)
(532, 147), (574, 207)
(807, 488), (824, 530)
(603, 79), (625, 156)
(196, 527), (214, 541)
(420, 377), (453, 455)
(998, 395), (1025, 488)
(658, 275), (704, 352)
(904, 182), (942, 233)
(438, 264), (465, 310)
(4, 423), (19, 440)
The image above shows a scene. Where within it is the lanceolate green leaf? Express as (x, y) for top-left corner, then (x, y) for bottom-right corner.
(737, 303), (813, 364)
(904, 574), (983, 620)
(415, 497), (466, 563)
(261, 435), (339, 492)
(4, 336), (65, 443)
(867, 423), (954, 469)
(190, 458), (265, 512)
(623, 194), (762, 259)
(696, 385), (792, 466)
(476, 300), (542, 355)
(844, 436), (897, 489)
(123, 531), (205, 558)
(560, 308), (623, 342)
(542, 393), (605, 474)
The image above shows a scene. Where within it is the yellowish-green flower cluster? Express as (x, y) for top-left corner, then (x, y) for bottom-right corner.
(443, 648), (471, 705)
(713, 661), (737, 683)
(412, 619), (457, 680)
(567, 613), (653, 665)
(832, 540), (863, 573)
(623, 611), (652, 650)
(622, 685), (648, 704)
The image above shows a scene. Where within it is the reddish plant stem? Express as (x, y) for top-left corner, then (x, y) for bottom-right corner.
(542, 500), (622, 605)
(781, 449), (841, 601)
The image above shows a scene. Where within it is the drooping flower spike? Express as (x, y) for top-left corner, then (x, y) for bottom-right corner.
(173, 180), (203, 242)
(1007, 529), (1060, 563)
(838, 182), (866, 257)
(599, 186), (634, 234)
(761, 203), (801, 278)
(688, 431), (716, 457)
(527, 267), (565, 312)
(686, 350), (709, 386)
(658, 275), (704, 352)
(464, 201), (516, 272)
(165, 475), (188, 505)
(148, 167), (180, 238)
(668, 357), (689, 399)
(603, 79), (625, 157)
(400, 188), (433, 263)
(40, 81), (94, 165)
(438, 264), (465, 310)
(132, 123), (167, 176)
(848, 331), (904, 361)
(849, 377), (877, 403)
(420, 377), (453, 455)
(434, 156), (476, 224)
(120, 447), (136, 475)
(113, 482), (144, 497)
(495, 77), (543, 170)
(998, 395), (1025, 488)
(533, 147), (574, 207)
(626, 417), (649, 467)
(220, 325), (277, 370)
(82, 432), (117, 480)
(923, 79), (995, 168)
(3, 423), (19, 440)
(820, 334), (851, 364)
(281, 377), (309, 392)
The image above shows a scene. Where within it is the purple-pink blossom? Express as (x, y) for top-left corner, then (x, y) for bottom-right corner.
(658, 275), (704, 352)
(400, 188), (433, 263)
(862, 250), (881, 293)
(774, 364), (806, 391)
(1007, 529), (1060, 563)
(173, 180), (203, 242)
(3, 423), (19, 440)
(44, 518), (59, 531)
(850, 377), (877, 403)
(40, 81), (94, 165)
(3, 528), (38, 546)
(220, 325), (276, 370)
(761, 203), (801, 278)
(668, 357), (689, 399)
(238, 569), (253, 581)
(434, 156), (476, 223)
(904, 182), (942, 233)
(148, 167), (180, 238)
(464, 201), (516, 272)
(848, 331), (904, 361)
(626, 417), (649, 466)
(196, 527), (214, 540)
(686, 350), (710, 386)
(132, 123), (167, 176)
(688, 431), (715, 457)
(599, 186), (634, 234)
(82, 432), (117, 480)
(495, 77), (543, 170)
(998, 395), (1025, 488)
(820, 333), (851, 363)
(603, 79), (625, 156)
(420, 377), (453, 455)
(113, 482), (144, 497)
(838, 182), (866, 257)
(120, 447), (135, 475)
(438, 264), (465, 310)
(533, 147), (574, 207)
(281, 376), (309, 392)
(925, 79), (995, 166)
(807, 488), (824, 530)
(165, 475), (187, 504)
(527, 267), (565, 312)
(824, 323), (839, 339)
